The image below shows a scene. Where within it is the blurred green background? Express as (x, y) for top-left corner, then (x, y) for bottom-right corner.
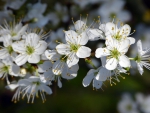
(0, 0), (150, 113)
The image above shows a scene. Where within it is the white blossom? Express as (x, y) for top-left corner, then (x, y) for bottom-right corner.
(117, 93), (139, 113)
(12, 33), (47, 66)
(96, 38), (131, 70)
(0, 57), (20, 84)
(56, 30), (91, 67)
(6, 76), (52, 103)
(0, 20), (28, 41)
(135, 40), (150, 75)
(0, 34), (17, 60)
(97, 0), (131, 22)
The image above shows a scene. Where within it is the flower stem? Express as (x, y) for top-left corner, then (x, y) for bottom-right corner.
(129, 58), (135, 60)
(85, 58), (97, 69)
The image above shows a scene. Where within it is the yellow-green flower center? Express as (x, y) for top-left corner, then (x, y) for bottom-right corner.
(134, 55), (141, 63)
(110, 48), (120, 60)
(70, 44), (80, 52)
(2, 66), (9, 72)
(26, 46), (35, 55)
(113, 31), (122, 40)
(7, 46), (13, 54)
(11, 31), (17, 37)
(32, 81), (40, 85)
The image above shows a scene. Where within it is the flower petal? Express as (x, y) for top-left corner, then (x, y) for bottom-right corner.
(15, 54), (28, 66)
(45, 50), (61, 61)
(96, 67), (111, 81)
(88, 29), (103, 41)
(119, 55), (130, 68)
(105, 58), (118, 70)
(137, 63), (143, 75)
(65, 30), (78, 44)
(56, 44), (70, 55)
(95, 48), (110, 58)
(82, 69), (95, 87)
(67, 52), (79, 67)
(25, 33), (40, 47)
(74, 20), (85, 31)
(76, 46), (91, 58)
(28, 54), (40, 64)
(118, 39), (130, 53)
(38, 61), (53, 73)
(93, 78), (103, 89)
(40, 84), (52, 95)
(128, 37), (135, 45)
(9, 64), (20, 76)
(12, 40), (26, 53)
(120, 24), (131, 36)
(34, 40), (47, 54)
(77, 32), (88, 45)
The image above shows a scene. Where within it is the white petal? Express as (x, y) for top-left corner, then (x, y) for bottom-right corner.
(99, 24), (106, 32)
(45, 50), (61, 61)
(105, 58), (118, 70)
(137, 40), (143, 55)
(18, 24), (28, 34)
(93, 78), (103, 89)
(12, 40), (26, 53)
(77, 32), (88, 45)
(128, 37), (135, 45)
(52, 60), (65, 75)
(56, 44), (70, 55)
(57, 77), (62, 88)
(40, 84), (52, 95)
(6, 84), (18, 90)
(15, 54), (28, 66)
(74, 20), (85, 31)
(65, 30), (78, 44)
(95, 48), (110, 58)
(28, 54), (40, 64)
(137, 63), (143, 75)
(76, 46), (91, 58)
(25, 33), (40, 47)
(96, 67), (111, 81)
(38, 61), (53, 73)
(118, 39), (130, 53)
(119, 55), (130, 68)
(101, 56), (107, 66)
(120, 24), (131, 36)
(82, 69), (95, 87)
(9, 64), (20, 76)
(34, 40), (47, 54)
(88, 29), (103, 41)
(18, 79), (31, 86)
(61, 64), (79, 79)
(67, 52), (79, 67)
(0, 49), (9, 59)
(105, 22), (116, 36)
(3, 34), (12, 47)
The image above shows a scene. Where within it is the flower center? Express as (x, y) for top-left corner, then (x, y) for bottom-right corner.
(70, 44), (80, 52)
(113, 31), (122, 40)
(110, 48), (120, 60)
(2, 65), (9, 72)
(11, 31), (17, 37)
(32, 81), (40, 85)
(26, 46), (35, 55)
(7, 46), (13, 54)
(134, 55), (141, 63)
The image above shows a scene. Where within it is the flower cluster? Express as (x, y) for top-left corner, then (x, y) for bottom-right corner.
(117, 93), (150, 113)
(0, 16), (149, 103)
